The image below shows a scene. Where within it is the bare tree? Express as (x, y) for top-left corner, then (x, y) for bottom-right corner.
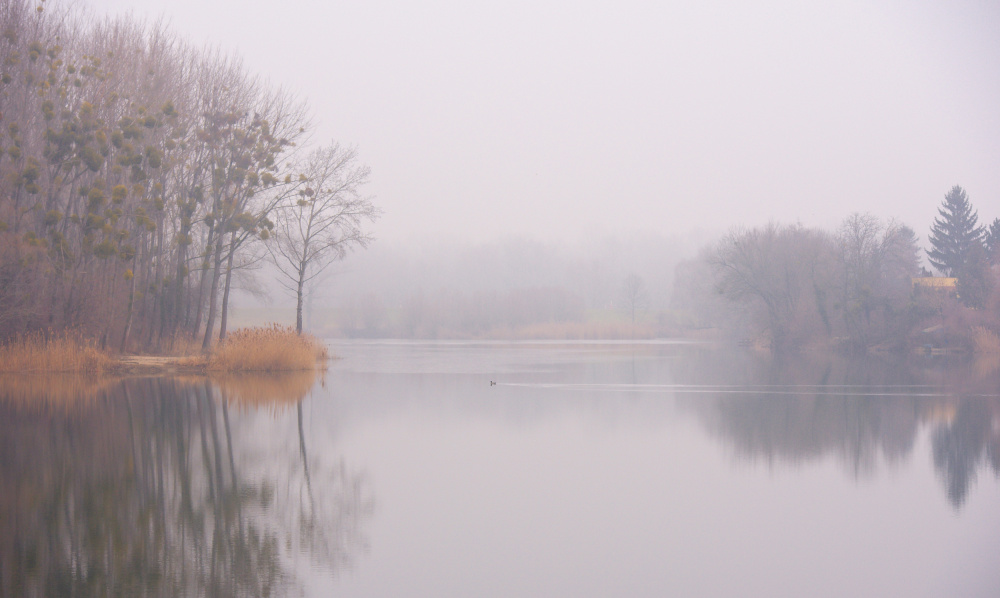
(195, 60), (309, 349)
(837, 213), (919, 347)
(269, 144), (380, 333)
(710, 223), (838, 349)
(619, 273), (648, 326)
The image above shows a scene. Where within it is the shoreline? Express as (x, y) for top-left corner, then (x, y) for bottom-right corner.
(0, 353), (331, 377)
(0, 325), (331, 376)
(112, 355), (211, 376)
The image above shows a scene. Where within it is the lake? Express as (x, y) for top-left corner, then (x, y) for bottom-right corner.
(2, 340), (999, 597)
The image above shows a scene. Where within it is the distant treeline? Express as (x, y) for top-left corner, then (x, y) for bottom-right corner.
(293, 235), (688, 339)
(673, 189), (1000, 352)
(337, 286), (585, 338)
(311, 196), (998, 346)
(0, 0), (374, 350)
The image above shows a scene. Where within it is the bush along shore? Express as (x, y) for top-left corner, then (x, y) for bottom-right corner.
(0, 325), (328, 375)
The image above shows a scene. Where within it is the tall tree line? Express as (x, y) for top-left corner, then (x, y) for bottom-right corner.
(691, 184), (999, 351)
(0, 1), (373, 349)
(702, 216), (923, 351)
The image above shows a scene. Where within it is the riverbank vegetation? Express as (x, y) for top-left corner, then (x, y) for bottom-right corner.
(0, 330), (112, 373)
(0, 325), (327, 373)
(672, 187), (1000, 354)
(0, 0), (376, 354)
(205, 325), (328, 372)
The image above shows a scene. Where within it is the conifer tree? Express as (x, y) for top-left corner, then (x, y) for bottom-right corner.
(955, 242), (992, 309)
(926, 186), (986, 276)
(986, 217), (1000, 265)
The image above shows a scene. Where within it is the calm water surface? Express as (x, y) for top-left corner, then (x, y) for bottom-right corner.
(2, 341), (999, 597)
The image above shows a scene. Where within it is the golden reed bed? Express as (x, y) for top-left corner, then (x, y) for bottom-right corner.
(0, 325), (329, 374)
(0, 331), (112, 374)
(206, 324), (329, 372)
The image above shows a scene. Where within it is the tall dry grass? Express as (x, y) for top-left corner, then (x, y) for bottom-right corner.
(0, 331), (112, 373)
(208, 325), (328, 372)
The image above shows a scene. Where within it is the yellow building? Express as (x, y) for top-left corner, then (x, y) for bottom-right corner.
(911, 277), (957, 294)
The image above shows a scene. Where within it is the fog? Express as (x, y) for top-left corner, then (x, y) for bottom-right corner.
(33, 0), (995, 341)
(228, 231), (705, 338)
(88, 0), (1000, 245)
(4, 3), (1000, 592)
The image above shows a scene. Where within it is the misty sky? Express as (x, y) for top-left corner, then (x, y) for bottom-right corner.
(88, 0), (1000, 245)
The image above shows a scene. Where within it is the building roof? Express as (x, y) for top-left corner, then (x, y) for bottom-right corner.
(911, 277), (957, 289)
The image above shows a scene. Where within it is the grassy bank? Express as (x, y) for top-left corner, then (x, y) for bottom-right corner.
(0, 332), (113, 374)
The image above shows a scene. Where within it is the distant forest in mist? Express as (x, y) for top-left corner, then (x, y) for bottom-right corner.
(246, 186), (999, 353)
(239, 232), (701, 339)
(280, 184), (998, 353)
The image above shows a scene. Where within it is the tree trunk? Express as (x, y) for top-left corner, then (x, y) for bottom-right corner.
(171, 243), (186, 341)
(218, 235), (237, 341)
(296, 262), (306, 334)
(147, 221), (165, 349)
(201, 234), (225, 350)
(296, 234), (311, 334)
(191, 221), (216, 339)
(119, 269), (138, 353)
(102, 266), (121, 350)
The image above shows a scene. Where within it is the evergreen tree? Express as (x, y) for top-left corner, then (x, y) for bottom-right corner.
(926, 186), (986, 276)
(956, 243), (993, 309)
(986, 217), (1000, 265)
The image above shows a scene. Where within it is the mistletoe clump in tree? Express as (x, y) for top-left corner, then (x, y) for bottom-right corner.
(0, 1), (382, 352)
(926, 186), (986, 277)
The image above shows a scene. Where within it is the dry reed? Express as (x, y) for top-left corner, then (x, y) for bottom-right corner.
(208, 324), (328, 372)
(0, 331), (112, 373)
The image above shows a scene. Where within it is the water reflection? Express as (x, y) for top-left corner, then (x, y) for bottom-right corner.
(2, 344), (999, 596)
(214, 371), (321, 410)
(672, 350), (1000, 508)
(931, 399), (1000, 507)
(0, 375), (373, 597)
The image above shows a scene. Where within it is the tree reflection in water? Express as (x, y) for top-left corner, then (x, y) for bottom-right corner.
(931, 398), (1000, 507)
(0, 375), (373, 597)
(675, 350), (1000, 509)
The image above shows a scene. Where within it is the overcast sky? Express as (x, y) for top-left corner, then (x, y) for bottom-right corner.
(87, 0), (1000, 245)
